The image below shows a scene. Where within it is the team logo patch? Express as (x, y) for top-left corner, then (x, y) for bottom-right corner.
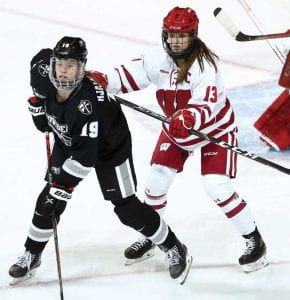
(160, 143), (171, 151)
(51, 166), (61, 174)
(38, 64), (49, 77)
(204, 151), (218, 156)
(78, 100), (92, 115)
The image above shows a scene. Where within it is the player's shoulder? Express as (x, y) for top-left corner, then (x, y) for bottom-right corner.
(31, 48), (52, 69)
(83, 76), (108, 101)
(190, 55), (220, 77)
(141, 46), (170, 76)
(79, 76), (118, 110)
(30, 48), (52, 97)
(75, 78), (120, 120)
(30, 48), (52, 83)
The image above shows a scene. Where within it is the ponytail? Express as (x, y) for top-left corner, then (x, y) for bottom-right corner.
(176, 38), (219, 84)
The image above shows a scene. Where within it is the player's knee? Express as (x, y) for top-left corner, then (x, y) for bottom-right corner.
(202, 174), (235, 201)
(144, 164), (176, 211)
(113, 195), (160, 237)
(145, 164), (176, 197)
(35, 183), (50, 212)
(32, 183), (62, 228)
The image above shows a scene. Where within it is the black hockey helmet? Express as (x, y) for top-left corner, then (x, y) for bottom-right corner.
(52, 36), (88, 62)
(49, 36), (88, 90)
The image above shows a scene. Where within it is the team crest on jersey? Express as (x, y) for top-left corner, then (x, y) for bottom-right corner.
(78, 100), (92, 115)
(38, 64), (49, 77)
(46, 114), (71, 146)
(51, 166), (61, 174)
(160, 143), (171, 151)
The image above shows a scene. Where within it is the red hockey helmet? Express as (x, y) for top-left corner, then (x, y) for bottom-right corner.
(162, 7), (199, 59)
(163, 6), (199, 33)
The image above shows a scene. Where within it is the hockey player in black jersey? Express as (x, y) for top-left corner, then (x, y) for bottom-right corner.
(8, 36), (192, 285)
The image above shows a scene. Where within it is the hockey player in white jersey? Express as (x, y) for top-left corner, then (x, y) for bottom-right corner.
(89, 6), (268, 273)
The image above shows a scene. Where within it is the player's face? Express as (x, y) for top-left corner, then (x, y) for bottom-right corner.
(55, 59), (78, 81)
(167, 32), (191, 53)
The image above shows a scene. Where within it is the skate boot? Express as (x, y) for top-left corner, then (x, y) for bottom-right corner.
(164, 240), (192, 285)
(124, 237), (156, 265)
(9, 250), (41, 285)
(239, 227), (268, 273)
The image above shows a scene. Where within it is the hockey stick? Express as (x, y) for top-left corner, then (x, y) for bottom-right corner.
(45, 131), (64, 300)
(237, 30), (290, 42)
(214, 8), (290, 41)
(237, 0), (286, 63)
(115, 95), (290, 175)
(213, 7), (287, 64)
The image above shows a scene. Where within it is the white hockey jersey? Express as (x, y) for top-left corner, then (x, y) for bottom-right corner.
(106, 47), (236, 151)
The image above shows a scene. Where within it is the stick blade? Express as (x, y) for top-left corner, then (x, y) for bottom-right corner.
(236, 32), (253, 41)
(214, 7), (240, 39)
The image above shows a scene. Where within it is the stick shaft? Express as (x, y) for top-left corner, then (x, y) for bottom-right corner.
(45, 132), (64, 300)
(237, 0), (286, 64)
(115, 95), (290, 175)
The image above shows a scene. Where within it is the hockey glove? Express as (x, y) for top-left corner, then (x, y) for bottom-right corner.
(28, 96), (49, 133)
(41, 184), (74, 217)
(86, 70), (108, 89)
(169, 109), (195, 139)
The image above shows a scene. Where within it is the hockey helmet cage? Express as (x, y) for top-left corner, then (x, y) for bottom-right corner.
(49, 36), (88, 90)
(162, 7), (199, 59)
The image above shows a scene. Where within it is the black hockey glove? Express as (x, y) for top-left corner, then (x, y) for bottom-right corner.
(27, 96), (49, 133)
(41, 184), (74, 217)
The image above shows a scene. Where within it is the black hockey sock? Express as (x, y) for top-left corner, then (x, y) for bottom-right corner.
(24, 237), (47, 255)
(158, 227), (178, 251)
(113, 195), (161, 237)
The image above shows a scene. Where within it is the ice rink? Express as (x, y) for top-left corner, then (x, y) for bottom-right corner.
(0, 0), (289, 299)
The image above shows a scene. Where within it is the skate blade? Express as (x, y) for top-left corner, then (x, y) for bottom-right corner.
(125, 249), (155, 266)
(9, 269), (37, 286)
(242, 255), (269, 273)
(177, 255), (193, 285)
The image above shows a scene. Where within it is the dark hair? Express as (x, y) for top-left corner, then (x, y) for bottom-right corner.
(176, 38), (219, 84)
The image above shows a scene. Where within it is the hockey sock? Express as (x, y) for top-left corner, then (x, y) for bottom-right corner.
(113, 195), (161, 237)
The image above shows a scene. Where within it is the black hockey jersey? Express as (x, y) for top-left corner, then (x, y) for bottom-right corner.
(28, 48), (132, 187)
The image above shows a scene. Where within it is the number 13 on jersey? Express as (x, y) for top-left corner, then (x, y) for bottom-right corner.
(204, 86), (217, 103)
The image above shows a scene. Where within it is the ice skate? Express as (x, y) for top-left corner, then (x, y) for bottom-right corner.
(124, 237), (156, 265)
(239, 228), (268, 273)
(9, 250), (41, 285)
(164, 241), (192, 285)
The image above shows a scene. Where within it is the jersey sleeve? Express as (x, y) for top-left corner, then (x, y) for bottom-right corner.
(30, 48), (52, 98)
(29, 49), (52, 132)
(185, 61), (231, 131)
(106, 53), (153, 94)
